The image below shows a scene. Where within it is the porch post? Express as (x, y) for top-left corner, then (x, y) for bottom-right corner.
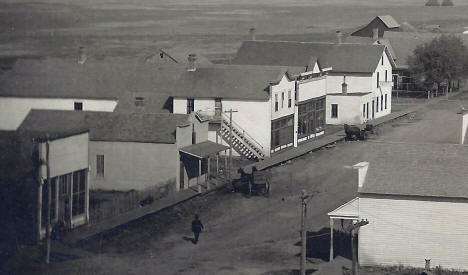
(216, 153), (219, 176)
(85, 169), (90, 224)
(55, 178), (59, 223)
(37, 180), (43, 243)
(69, 172), (74, 228)
(198, 159), (202, 193)
(224, 150), (228, 178)
(330, 218), (334, 262)
(207, 157), (211, 190)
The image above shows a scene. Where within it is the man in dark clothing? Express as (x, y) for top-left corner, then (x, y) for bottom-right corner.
(191, 215), (204, 244)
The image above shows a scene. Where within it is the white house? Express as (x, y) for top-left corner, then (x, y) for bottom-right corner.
(328, 141), (468, 271)
(19, 110), (223, 193)
(232, 39), (395, 126)
(0, 56), (187, 130)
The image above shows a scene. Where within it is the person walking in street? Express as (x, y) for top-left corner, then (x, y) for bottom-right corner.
(191, 215), (204, 244)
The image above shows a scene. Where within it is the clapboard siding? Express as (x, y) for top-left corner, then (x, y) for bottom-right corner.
(359, 196), (468, 270)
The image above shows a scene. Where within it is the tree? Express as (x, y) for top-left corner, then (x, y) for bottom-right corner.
(408, 35), (468, 91)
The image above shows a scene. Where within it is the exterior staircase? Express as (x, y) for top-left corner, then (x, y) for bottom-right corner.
(219, 114), (266, 160)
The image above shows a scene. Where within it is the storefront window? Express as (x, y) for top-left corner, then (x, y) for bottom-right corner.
(72, 170), (86, 216)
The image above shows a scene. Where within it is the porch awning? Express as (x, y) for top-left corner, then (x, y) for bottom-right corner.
(180, 141), (229, 159)
(328, 197), (359, 220)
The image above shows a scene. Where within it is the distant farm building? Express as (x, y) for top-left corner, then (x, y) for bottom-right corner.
(425, 0), (440, 6)
(441, 0), (454, 6)
(351, 15), (400, 39)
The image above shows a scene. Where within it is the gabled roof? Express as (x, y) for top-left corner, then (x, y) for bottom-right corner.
(377, 15), (400, 29)
(232, 40), (387, 74)
(19, 110), (190, 144)
(0, 58), (186, 99)
(171, 64), (303, 101)
(344, 36), (397, 62)
(359, 141), (468, 200)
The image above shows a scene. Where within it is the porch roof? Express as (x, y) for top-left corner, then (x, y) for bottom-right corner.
(180, 141), (228, 159)
(328, 197), (359, 220)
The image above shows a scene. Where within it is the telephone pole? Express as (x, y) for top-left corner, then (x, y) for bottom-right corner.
(45, 135), (51, 264)
(224, 109), (238, 186)
(348, 219), (369, 275)
(300, 190), (310, 275)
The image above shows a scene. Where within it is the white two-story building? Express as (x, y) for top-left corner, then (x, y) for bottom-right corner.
(171, 58), (329, 157)
(232, 39), (395, 126)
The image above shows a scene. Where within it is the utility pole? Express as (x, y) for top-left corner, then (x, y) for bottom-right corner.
(45, 135), (51, 264)
(348, 219), (369, 275)
(300, 190), (310, 275)
(224, 109), (238, 186)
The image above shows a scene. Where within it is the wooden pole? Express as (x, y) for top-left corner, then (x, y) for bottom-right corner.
(351, 228), (356, 275)
(198, 159), (202, 193)
(207, 157), (211, 190)
(228, 110), (233, 186)
(45, 137), (51, 264)
(300, 190), (310, 275)
(329, 218), (334, 262)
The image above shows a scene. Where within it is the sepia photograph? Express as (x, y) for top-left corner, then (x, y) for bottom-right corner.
(1, 0), (468, 274)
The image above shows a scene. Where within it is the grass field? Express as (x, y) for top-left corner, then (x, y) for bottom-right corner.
(1, 0), (468, 61)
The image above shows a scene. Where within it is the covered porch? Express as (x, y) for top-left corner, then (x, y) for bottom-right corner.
(179, 141), (229, 193)
(327, 197), (359, 262)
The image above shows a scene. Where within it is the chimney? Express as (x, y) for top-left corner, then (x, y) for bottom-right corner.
(353, 162), (369, 190)
(187, 54), (197, 71)
(460, 108), (468, 144)
(372, 28), (379, 41)
(249, 28), (256, 41)
(336, 30), (342, 44)
(78, 46), (87, 64)
(342, 76), (348, 94)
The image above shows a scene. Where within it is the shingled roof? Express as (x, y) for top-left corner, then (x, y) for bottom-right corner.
(377, 15), (400, 29)
(232, 41), (387, 74)
(359, 141), (468, 199)
(19, 110), (190, 144)
(171, 64), (303, 100)
(0, 58), (186, 99)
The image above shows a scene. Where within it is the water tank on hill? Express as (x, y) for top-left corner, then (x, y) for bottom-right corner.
(425, 0), (440, 6)
(441, 0), (454, 6)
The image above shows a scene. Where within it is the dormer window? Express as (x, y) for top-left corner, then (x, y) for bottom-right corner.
(135, 96), (145, 107)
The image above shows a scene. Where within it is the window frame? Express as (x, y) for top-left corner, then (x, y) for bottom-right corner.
(275, 94), (279, 112)
(74, 102), (83, 111)
(96, 155), (104, 177)
(187, 98), (195, 114)
(331, 103), (338, 118)
(288, 90), (292, 108)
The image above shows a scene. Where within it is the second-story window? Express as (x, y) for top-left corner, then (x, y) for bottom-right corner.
(288, 90), (292, 108)
(74, 102), (83, 111)
(275, 94), (278, 112)
(135, 97), (145, 107)
(385, 70), (388, 82)
(187, 98), (194, 114)
(281, 92), (284, 108)
(377, 72), (380, 88)
(331, 104), (338, 118)
(381, 56), (384, 65)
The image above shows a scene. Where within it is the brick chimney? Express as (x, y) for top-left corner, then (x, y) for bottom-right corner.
(353, 162), (369, 190)
(336, 30), (342, 44)
(372, 28), (379, 41)
(342, 76), (348, 94)
(459, 108), (468, 144)
(78, 46), (87, 64)
(249, 28), (256, 41)
(187, 54), (197, 72)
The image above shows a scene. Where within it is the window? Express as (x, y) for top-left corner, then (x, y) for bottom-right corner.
(288, 90), (292, 108)
(381, 56), (384, 65)
(135, 97), (145, 107)
(215, 98), (222, 117)
(377, 72), (380, 88)
(363, 104), (366, 117)
(96, 155), (104, 177)
(294, 91), (297, 101)
(187, 98), (194, 114)
(271, 115), (294, 149)
(192, 124), (196, 144)
(72, 170), (86, 216)
(281, 92), (284, 108)
(160, 52), (164, 58)
(331, 104), (338, 118)
(74, 102), (83, 111)
(381, 95), (384, 111)
(366, 102), (369, 119)
(275, 94), (278, 112)
(59, 174), (70, 196)
(376, 97), (379, 112)
(385, 70), (388, 82)
(385, 94), (388, 109)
